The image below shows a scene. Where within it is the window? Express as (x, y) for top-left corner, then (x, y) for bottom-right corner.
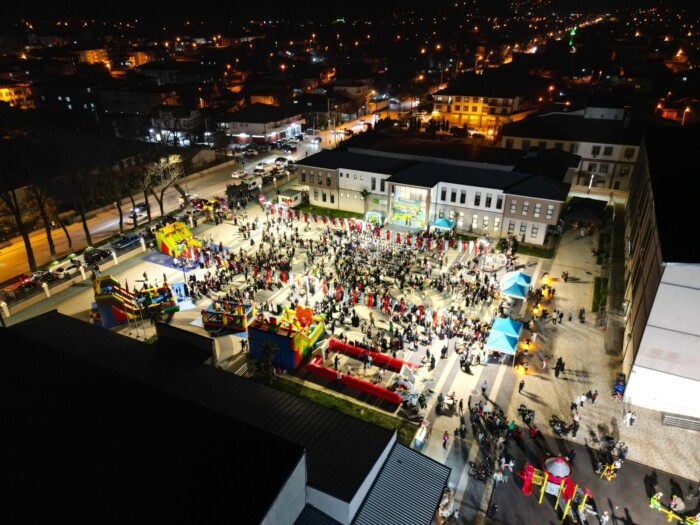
(624, 148), (634, 159)
(592, 145), (601, 156)
(482, 216), (489, 229)
(360, 175), (364, 180)
(546, 204), (554, 220)
(441, 188), (447, 201)
(588, 163), (597, 172)
(568, 143), (579, 154)
(522, 201), (529, 215)
(508, 220), (515, 234)
(494, 217), (501, 231)
(464, 97), (470, 103)
(449, 210), (455, 220)
(301, 172), (306, 182)
(555, 142), (564, 150)
(450, 190), (457, 203)
(454, 106), (460, 112)
(322, 191), (327, 202)
(519, 222), (527, 236)
(471, 106), (477, 112)
(496, 195), (503, 209)
(474, 192), (481, 206)
(371, 177), (376, 191)
(326, 174), (331, 186)
(318, 173), (323, 184)
(620, 165), (630, 176)
(354, 174), (357, 179)
(460, 190), (466, 204)
(510, 200), (517, 214)
(472, 215), (478, 229)
(438, 209), (444, 218)
(455, 96), (461, 102)
(603, 146), (613, 156)
(485, 194), (492, 207)
(599, 164), (609, 174)
(489, 108), (496, 115)
(530, 224), (539, 237)
(380, 179), (385, 192)
(534, 203), (541, 218)
(330, 193), (335, 204)
(537, 141), (546, 148)
(505, 139), (514, 148)
(522, 140), (531, 149)
(313, 189), (318, 199)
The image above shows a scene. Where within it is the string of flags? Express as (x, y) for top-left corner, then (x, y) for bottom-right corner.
(265, 203), (486, 254)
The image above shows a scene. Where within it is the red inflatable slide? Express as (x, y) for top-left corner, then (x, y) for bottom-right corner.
(327, 337), (417, 373)
(306, 356), (403, 405)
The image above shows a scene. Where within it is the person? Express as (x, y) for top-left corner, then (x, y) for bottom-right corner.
(599, 510), (610, 524)
(650, 491), (663, 509)
(624, 410), (632, 427)
(630, 412), (637, 426)
(519, 379), (525, 394)
(591, 389), (599, 404)
(565, 449), (576, 465)
(442, 430), (449, 449)
(530, 425), (540, 439)
(488, 503), (499, 517)
(458, 398), (464, 415)
(481, 380), (488, 397)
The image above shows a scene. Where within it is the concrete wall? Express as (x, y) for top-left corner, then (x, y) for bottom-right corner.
(262, 455), (308, 525)
(625, 366), (700, 419)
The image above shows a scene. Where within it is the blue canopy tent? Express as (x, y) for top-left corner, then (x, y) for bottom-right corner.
(485, 331), (519, 355)
(491, 317), (523, 339)
(432, 217), (455, 231)
(499, 271), (532, 300)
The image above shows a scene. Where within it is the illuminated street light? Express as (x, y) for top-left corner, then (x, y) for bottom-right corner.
(682, 106), (690, 126)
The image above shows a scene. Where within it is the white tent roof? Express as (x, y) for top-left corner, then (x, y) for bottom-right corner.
(635, 264), (700, 382)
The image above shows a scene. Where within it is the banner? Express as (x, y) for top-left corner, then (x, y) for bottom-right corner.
(396, 233), (401, 244)
(313, 214), (318, 223)
(330, 217), (336, 226)
(287, 208), (293, 219)
(322, 216), (327, 224)
(295, 210), (300, 221)
(427, 238), (432, 250)
(339, 218), (345, 228)
(458, 240), (463, 252)
(385, 230), (390, 241)
(468, 240), (474, 254)
(304, 212), (309, 223)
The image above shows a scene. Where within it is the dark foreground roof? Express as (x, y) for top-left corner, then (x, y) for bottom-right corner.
(4, 311), (396, 505)
(644, 124), (700, 263)
(1, 317), (303, 523)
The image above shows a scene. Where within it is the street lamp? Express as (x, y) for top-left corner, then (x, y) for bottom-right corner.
(682, 106), (690, 126)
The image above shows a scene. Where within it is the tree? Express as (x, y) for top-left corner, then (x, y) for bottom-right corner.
(360, 188), (371, 216)
(143, 154), (186, 217)
(211, 131), (230, 158)
(259, 340), (279, 386)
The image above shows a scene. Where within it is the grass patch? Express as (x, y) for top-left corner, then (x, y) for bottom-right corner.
(517, 243), (554, 259)
(297, 205), (363, 220)
(270, 375), (418, 446)
(592, 276), (608, 312)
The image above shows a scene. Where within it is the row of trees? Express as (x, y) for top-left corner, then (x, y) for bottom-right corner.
(0, 112), (191, 273)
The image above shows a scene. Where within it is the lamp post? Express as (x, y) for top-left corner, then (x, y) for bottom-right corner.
(682, 106), (690, 126)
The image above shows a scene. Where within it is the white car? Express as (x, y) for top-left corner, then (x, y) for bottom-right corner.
(53, 263), (81, 279)
(255, 162), (270, 171)
(126, 212), (149, 225)
(231, 170), (247, 179)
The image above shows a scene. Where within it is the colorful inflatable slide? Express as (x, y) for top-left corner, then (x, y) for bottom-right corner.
(156, 221), (202, 258)
(201, 300), (256, 334)
(92, 275), (179, 328)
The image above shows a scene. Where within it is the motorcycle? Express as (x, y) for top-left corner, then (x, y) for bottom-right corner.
(550, 415), (571, 436)
(517, 404), (536, 425)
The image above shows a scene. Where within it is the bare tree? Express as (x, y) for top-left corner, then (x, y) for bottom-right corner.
(144, 154), (185, 217)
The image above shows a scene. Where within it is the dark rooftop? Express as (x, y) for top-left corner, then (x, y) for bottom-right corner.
(218, 102), (303, 123)
(644, 124), (700, 263)
(386, 162), (529, 190)
(296, 149), (417, 174)
(4, 311), (396, 505)
(1, 314), (302, 523)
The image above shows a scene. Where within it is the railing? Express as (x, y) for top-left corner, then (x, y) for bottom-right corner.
(662, 412), (700, 431)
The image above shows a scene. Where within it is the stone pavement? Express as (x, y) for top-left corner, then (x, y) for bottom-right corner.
(8, 184), (698, 524)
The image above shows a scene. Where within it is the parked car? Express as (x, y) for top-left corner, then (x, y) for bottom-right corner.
(231, 170), (247, 179)
(111, 233), (142, 251)
(243, 149), (258, 157)
(53, 263), (81, 279)
(257, 144), (272, 152)
(294, 133), (304, 141)
(283, 145), (297, 154)
(274, 157), (289, 166)
(311, 137), (322, 144)
(83, 248), (114, 265)
(343, 129), (354, 136)
(126, 212), (149, 225)
(129, 202), (149, 214)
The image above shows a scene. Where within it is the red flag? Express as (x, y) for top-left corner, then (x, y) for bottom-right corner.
(287, 208), (292, 219)
(339, 218), (345, 228)
(427, 238), (432, 250)
(313, 214), (318, 223)
(385, 230), (390, 241)
(417, 237), (423, 248)
(322, 216), (327, 224)
(295, 210), (300, 220)
(304, 212), (309, 223)
(330, 217), (336, 226)
(396, 233), (401, 243)
(270, 206), (276, 216)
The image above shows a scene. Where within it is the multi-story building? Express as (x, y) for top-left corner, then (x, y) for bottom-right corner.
(432, 78), (526, 136)
(98, 81), (180, 116)
(619, 125), (700, 425)
(498, 103), (663, 194)
(296, 144), (572, 245)
(216, 102), (303, 145)
(0, 80), (33, 109)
